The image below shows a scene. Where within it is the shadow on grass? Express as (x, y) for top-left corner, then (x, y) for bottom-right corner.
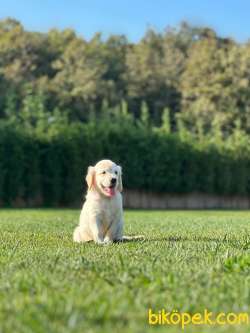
(139, 235), (244, 248)
(79, 235), (243, 247)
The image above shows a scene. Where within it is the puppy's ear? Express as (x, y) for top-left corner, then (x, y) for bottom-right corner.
(117, 166), (123, 192)
(86, 166), (95, 189)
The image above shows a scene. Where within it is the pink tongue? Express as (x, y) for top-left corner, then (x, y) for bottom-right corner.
(106, 187), (115, 196)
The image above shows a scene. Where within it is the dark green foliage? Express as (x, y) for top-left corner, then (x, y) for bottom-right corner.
(0, 119), (250, 207)
(1, 18), (250, 206)
(1, 18), (250, 133)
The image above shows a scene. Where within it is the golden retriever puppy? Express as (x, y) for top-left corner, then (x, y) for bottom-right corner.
(73, 159), (123, 244)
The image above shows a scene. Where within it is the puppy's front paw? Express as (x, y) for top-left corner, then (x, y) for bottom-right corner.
(95, 239), (104, 245)
(103, 237), (113, 244)
(94, 237), (112, 245)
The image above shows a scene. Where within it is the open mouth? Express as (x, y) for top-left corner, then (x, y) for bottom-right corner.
(101, 184), (116, 197)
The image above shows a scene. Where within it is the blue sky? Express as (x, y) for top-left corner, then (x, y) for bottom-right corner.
(0, 0), (250, 42)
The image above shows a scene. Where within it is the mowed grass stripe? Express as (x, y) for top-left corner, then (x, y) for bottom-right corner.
(0, 209), (250, 333)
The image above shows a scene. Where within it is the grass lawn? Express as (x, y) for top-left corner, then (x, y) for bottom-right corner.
(0, 209), (250, 333)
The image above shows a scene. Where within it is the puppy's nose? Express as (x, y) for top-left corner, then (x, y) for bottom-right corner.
(111, 178), (117, 185)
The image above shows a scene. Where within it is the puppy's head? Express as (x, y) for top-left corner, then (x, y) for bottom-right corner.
(86, 159), (122, 197)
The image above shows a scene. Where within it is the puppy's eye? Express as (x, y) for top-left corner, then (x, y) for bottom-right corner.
(115, 171), (118, 175)
(102, 171), (106, 175)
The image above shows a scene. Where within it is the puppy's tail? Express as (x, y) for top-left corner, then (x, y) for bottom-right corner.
(120, 235), (145, 242)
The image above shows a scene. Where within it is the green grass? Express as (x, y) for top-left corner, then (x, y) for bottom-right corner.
(1, 209), (250, 333)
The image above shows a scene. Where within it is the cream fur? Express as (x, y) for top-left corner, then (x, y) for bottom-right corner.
(73, 160), (123, 244)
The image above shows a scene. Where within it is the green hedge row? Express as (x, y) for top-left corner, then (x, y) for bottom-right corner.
(0, 122), (250, 207)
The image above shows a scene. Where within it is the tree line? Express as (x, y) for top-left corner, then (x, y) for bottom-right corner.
(1, 18), (250, 135)
(1, 18), (250, 206)
(1, 117), (250, 207)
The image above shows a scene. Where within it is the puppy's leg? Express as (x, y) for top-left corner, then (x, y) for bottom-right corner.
(89, 218), (105, 244)
(104, 220), (123, 243)
(73, 226), (92, 243)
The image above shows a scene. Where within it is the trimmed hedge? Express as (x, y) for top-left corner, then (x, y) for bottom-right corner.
(0, 122), (250, 207)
